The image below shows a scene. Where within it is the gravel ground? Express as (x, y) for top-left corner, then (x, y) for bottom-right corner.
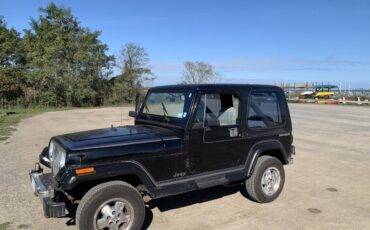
(0, 104), (369, 230)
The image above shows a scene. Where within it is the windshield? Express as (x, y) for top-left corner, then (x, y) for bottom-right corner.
(139, 90), (194, 125)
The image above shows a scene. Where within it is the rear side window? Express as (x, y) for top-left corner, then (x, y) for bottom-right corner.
(248, 91), (286, 128)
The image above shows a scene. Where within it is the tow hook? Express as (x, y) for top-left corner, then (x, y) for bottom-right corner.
(30, 162), (43, 174)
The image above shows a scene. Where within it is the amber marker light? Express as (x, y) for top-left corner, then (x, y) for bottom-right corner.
(76, 167), (95, 175)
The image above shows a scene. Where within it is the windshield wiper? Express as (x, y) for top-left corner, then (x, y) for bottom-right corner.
(161, 102), (170, 122)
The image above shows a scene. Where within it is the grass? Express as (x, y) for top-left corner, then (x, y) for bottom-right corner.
(17, 224), (30, 229)
(0, 222), (12, 230)
(0, 107), (69, 142)
(0, 222), (30, 230)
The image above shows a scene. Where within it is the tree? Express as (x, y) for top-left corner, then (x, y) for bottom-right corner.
(21, 3), (114, 107)
(114, 43), (155, 103)
(1, 3), (157, 108)
(0, 16), (25, 108)
(180, 61), (219, 84)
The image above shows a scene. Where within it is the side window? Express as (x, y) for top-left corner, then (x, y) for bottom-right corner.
(248, 91), (286, 128)
(193, 93), (239, 128)
(213, 94), (239, 126)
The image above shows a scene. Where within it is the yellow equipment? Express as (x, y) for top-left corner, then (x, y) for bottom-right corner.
(314, 85), (338, 99)
(316, 92), (335, 98)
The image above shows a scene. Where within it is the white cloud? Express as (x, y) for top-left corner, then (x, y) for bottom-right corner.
(151, 57), (370, 73)
(149, 57), (370, 88)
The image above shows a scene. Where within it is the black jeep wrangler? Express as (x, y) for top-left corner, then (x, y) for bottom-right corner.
(30, 84), (295, 230)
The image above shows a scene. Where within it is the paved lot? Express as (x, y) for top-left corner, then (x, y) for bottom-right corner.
(0, 104), (370, 230)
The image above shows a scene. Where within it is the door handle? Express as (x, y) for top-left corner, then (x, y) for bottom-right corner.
(229, 127), (238, 137)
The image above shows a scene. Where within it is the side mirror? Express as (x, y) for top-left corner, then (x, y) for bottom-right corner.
(128, 111), (136, 118)
(129, 93), (141, 118)
(205, 117), (220, 127)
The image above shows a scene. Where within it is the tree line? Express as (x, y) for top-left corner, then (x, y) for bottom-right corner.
(0, 3), (218, 109)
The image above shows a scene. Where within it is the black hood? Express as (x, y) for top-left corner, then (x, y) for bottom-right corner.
(54, 125), (179, 152)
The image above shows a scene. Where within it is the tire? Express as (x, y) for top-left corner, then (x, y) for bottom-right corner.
(245, 156), (285, 203)
(76, 181), (145, 230)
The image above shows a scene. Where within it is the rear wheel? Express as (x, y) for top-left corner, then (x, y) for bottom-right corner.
(76, 181), (145, 230)
(245, 156), (285, 203)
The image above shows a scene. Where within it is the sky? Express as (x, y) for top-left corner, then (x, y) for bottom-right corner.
(1, 0), (370, 88)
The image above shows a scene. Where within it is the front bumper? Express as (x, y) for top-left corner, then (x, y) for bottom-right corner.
(29, 163), (66, 218)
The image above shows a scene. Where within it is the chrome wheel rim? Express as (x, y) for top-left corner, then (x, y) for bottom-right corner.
(261, 167), (281, 196)
(93, 198), (134, 230)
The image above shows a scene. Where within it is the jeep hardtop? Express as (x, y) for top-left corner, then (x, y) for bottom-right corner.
(30, 84), (295, 230)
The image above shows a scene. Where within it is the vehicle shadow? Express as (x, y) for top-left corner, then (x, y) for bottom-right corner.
(63, 184), (248, 229)
(148, 184), (243, 212)
(142, 184), (248, 229)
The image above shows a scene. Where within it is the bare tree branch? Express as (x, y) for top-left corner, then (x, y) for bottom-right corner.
(180, 61), (220, 84)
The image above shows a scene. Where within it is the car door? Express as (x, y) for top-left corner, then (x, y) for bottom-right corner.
(187, 91), (247, 174)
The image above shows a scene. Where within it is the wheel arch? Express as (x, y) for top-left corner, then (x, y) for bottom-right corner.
(61, 161), (158, 200)
(246, 140), (288, 177)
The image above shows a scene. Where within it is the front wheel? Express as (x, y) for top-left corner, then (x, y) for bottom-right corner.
(245, 156), (285, 203)
(76, 181), (145, 230)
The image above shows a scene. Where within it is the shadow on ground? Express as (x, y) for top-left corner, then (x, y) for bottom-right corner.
(62, 184), (248, 229)
(142, 184), (248, 229)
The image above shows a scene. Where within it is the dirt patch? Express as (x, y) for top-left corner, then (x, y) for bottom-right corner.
(307, 208), (322, 214)
(326, 187), (338, 192)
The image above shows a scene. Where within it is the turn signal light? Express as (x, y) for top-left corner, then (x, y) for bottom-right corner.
(76, 167), (95, 175)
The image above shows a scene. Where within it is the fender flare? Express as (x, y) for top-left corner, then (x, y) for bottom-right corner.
(245, 140), (288, 177)
(60, 161), (158, 196)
